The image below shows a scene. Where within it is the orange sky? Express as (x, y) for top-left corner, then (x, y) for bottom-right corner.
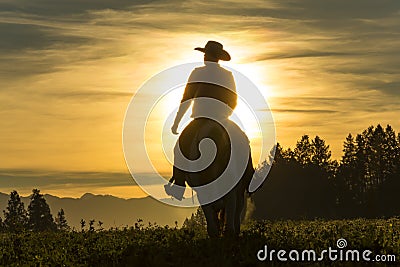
(1, 0), (399, 198)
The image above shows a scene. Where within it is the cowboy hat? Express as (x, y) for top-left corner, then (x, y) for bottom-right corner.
(194, 40), (231, 61)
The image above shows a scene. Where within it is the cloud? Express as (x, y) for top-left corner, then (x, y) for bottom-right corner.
(271, 108), (339, 114)
(0, 0), (151, 17)
(46, 90), (132, 101)
(0, 0), (399, 176)
(0, 169), (167, 189)
(273, 95), (400, 112)
(0, 22), (90, 52)
(284, 0), (400, 20)
(252, 50), (358, 62)
(0, 169), (132, 188)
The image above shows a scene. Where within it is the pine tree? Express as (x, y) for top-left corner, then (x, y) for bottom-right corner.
(182, 207), (207, 231)
(335, 133), (360, 216)
(311, 136), (332, 169)
(80, 219), (86, 232)
(342, 134), (357, 166)
(89, 219), (95, 232)
(55, 209), (69, 231)
(354, 133), (368, 204)
(396, 132), (400, 172)
(377, 125), (400, 216)
(271, 143), (284, 164)
(3, 190), (27, 232)
(27, 189), (56, 231)
(383, 125), (398, 177)
(338, 125), (399, 217)
(294, 135), (313, 165)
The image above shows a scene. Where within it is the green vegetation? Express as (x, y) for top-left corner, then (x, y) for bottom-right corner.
(0, 218), (399, 266)
(1, 189), (63, 233)
(255, 124), (400, 219)
(1, 123), (399, 265)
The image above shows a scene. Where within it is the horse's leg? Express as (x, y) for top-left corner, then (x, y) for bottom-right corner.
(201, 204), (219, 238)
(223, 190), (237, 237)
(223, 181), (246, 237)
(218, 208), (225, 234)
(234, 186), (246, 234)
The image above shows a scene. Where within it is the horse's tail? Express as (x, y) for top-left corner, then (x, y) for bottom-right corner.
(243, 151), (255, 194)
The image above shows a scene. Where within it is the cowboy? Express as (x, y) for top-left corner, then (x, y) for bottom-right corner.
(165, 41), (239, 200)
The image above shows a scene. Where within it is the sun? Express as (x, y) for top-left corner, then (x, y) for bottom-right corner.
(141, 58), (270, 173)
(225, 61), (270, 100)
(144, 83), (264, 173)
(231, 97), (262, 141)
(151, 83), (263, 142)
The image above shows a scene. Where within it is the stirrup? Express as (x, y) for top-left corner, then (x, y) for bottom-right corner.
(164, 180), (185, 200)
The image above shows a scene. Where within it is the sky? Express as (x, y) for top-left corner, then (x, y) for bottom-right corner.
(1, 0), (400, 198)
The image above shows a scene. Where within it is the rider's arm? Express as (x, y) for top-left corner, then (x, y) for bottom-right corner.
(171, 82), (196, 134)
(172, 100), (191, 128)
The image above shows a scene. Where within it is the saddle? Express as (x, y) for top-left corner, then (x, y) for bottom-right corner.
(165, 118), (255, 200)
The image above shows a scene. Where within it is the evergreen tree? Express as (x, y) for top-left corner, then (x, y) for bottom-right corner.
(383, 125), (398, 177)
(253, 124), (400, 219)
(271, 143), (294, 164)
(376, 125), (400, 216)
(27, 189), (56, 231)
(369, 124), (386, 185)
(3, 190), (27, 232)
(398, 132), (400, 163)
(354, 133), (368, 206)
(335, 134), (361, 217)
(80, 219), (86, 232)
(293, 135), (313, 165)
(182, 207), (206, 231)
(311, 136), (332, 169)
(89, 219), (95, 232)
(55, 209), (69, 231)
(342, 134), (357, 166)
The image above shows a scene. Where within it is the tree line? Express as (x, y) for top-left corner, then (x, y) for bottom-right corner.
(253, 124), (400, 220)
(0, 189), (69, 232)
(2, 123), (399, 232)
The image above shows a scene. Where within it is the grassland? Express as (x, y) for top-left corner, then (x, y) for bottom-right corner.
(1, 218), (399, 266)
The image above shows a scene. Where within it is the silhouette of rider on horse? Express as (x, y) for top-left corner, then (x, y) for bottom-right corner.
(165, 41), (255, 237)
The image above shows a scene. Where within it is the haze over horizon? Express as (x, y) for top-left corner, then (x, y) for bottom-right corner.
(1, 0), (400, 198)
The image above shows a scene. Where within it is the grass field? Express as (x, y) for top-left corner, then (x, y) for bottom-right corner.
(1, 218), (399, 266)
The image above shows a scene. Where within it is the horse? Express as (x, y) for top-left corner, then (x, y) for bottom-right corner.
(167, 117), (255, 237)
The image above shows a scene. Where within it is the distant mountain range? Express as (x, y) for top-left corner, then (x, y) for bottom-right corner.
(0, 192), (197, 229)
